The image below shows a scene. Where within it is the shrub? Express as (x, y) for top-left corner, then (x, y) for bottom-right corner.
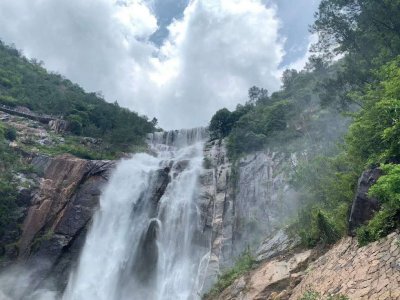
(4, 127), (17, 141)
(203, 250), (255, 299)
(295, 207), (343, 248)
(357, 164), (400, 245)
(300, 290), (349, 300)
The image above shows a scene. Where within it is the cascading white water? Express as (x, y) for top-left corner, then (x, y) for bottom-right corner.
(62, 128), (209, 300)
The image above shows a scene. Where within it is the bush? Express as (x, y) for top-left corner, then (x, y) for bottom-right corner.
(0, 177), (17, 237)
(203, 250), (255, 299)
(294, 207), (343, 248)
(0, 95), (17, 107)
(68, 118), (83, 135)
(300, 290), (349, 300)
(300, 290), (320, 300)
(4, 127), (17, 141)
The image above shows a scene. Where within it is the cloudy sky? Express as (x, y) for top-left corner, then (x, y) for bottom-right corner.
(0, 0), (320, 129)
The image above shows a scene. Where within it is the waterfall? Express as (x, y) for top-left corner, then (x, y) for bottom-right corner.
(62, 128), (209, 300)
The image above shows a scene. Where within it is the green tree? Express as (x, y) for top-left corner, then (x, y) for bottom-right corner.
(209, 108), (233, 140)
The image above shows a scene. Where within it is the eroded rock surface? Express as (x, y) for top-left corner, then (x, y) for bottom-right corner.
(200, 139), (234, 291)
(3, 154), (116, 289)
(200, 140), (300, 293)
(255, 229), (300, 262)
(291, 232), (400, 300)
(216, 250), (312, 300)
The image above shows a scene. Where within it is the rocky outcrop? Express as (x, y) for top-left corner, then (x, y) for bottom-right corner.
(0, 105), (56, 124)
(200, 139), (234, 291)
(212, 232), (400, 300)
(216, 250), (312, 300)
(348, 168), (382, 235)
(3, 154), (116, 289)
(48, 119), (69, 134)
(203, 152), (399, 299)
(17, 154), (115, 258)
(255, 229), (300, 262)
(291, 232), (400, 299)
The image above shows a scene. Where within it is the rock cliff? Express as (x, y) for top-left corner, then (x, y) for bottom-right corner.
(212, 232), (400, 300)
(291, 232), (400, 299)
(200, 139), (299, 291)
(2, 135), (398, 299)
(2, 154), (115, 290)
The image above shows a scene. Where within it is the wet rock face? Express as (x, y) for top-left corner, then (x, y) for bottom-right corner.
(348, 168), (382, 235)
(18, 155), (115, 259)
(233, 152), (298, 257)
(200, 141), (299, 292)
(134, 167), (171, 218)
(132, 219), (160, 283)
(5, 154), (116, 290)
(199, 139), (234, 291)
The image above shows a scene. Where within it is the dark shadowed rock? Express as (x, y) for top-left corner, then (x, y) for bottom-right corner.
(131, 219), (160, 283)
(348, 168), (382, 235)
(147, 167), (171, 217)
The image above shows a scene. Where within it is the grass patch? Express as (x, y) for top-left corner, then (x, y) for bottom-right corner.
(300, 289), (349, 300)
(203, 250), (256, 299)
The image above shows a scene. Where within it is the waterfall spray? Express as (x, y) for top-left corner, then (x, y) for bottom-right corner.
(63, 128), (209, 300)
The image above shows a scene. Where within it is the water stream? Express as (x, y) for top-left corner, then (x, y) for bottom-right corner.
(62, 128), (209, 300)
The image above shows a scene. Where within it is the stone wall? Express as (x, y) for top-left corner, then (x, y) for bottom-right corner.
(291, 232), (400, 300)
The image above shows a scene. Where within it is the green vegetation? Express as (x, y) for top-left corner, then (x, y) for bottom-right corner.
(0, 123), (27, 240)
(4, 127), (16, 141)
(300, 290), (349, 300)
(0, 38), (157, 248)
(208, 0), (400, 248)
(18, 134), (138, 161)
(0, 41), (155, 151)
(203, 250), (256, 299)
(357, 164), (400, 245)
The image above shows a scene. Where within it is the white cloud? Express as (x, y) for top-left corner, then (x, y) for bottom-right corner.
(0, 0), (284, 129)
(283, 34), (317, 71)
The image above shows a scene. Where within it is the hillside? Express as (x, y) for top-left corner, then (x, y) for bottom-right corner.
(0, 0), (400, 299)
(205, 0), (400, 298)
(0, 41), (156, 150)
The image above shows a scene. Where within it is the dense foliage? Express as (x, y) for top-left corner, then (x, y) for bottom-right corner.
(290, 56), (400, 247)
(209, 65), (346, 160)
(0, 124), (24, 240)
(209, 0), (400, 248)
(311, 0), (400, 110)
(0, 41), (155, 149)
